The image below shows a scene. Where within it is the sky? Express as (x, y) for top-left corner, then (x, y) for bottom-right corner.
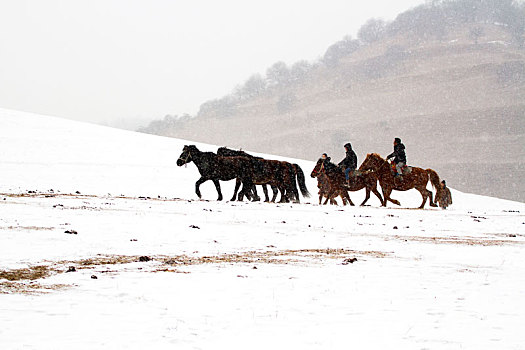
(0, 0), (424, 127)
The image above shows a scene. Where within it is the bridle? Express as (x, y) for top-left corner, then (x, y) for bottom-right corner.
(311, 161), (325, 177)
(178, 151), (192, 164)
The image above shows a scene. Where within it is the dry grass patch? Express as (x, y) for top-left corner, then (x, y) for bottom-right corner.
(0, 265), (68, 294)
(0, 281), (69, 295)
(388, 235), (523, 246)
(0, 226), (55, 231)
(1, 249), (389, 294)
(160, 248), (390, 266)
(0, 265), (52, 281)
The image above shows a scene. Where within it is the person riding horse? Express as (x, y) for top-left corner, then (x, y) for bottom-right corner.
(338, 143), (357, 181)
(321, 153), (337, 172)
(387, 137), (406, 178)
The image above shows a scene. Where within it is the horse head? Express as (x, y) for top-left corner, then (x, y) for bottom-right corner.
(177, 145), (198, 166)
(310, 159), (325, 178)
(359, 153), (387, 172)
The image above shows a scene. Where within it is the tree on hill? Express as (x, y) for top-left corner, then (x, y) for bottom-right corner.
(266, 61), (290, 86)
(358, 18), (386, 44)
(323, 36), (360, 67)
(236, 73), (266, 100)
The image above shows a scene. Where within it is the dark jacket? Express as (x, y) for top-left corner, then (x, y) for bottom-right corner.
(388, 143), (406, 164)
(323, 157), (337, 171)
(338, 148), (358, 170)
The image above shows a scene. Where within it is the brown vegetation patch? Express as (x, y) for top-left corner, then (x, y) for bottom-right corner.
(0, 281), (68, 295)
(161, 248), (389, 266)
(0, 265), (69, 294)
(0, 226), (55, 231)
(1, 249), (388, 294)
(0, 265), (52, 281)
(388, 235), (522, 246)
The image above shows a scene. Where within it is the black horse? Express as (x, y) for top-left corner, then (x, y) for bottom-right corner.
(217, 147), (310, 203)
(217, 147), (278, 202)
(177, 145), (254, 201)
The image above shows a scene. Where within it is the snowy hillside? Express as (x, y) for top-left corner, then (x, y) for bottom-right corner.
(1, 108), (524, 349)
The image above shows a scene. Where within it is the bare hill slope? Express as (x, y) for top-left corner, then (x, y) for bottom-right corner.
(142, 23), (525, 202)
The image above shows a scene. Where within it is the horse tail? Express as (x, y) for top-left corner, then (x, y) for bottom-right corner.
(293, 163), (311, 198)
(426, 168), (441, 196)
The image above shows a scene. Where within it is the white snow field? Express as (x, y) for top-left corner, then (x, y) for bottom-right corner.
(1, 108), (524, 349)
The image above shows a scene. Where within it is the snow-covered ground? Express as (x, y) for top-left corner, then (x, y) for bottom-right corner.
(1, 108), (524, 349)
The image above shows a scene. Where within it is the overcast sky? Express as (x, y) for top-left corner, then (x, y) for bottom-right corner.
(0, 0), (423, 126)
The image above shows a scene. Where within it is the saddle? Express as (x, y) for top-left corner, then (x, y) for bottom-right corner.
(390, 162), (412, 176)
(350, 170), (363, 177)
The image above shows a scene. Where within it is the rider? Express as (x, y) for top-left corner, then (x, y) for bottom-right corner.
(338, 143), (357, 181)
(321, 153), (332, 168)
(387, 137), (406, 178)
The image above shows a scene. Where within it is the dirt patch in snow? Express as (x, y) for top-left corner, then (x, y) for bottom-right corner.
(387, 235), (522, 246)
(0, 226), (55, 231)
(0, 265), (52, 281)
(0, 281), (69, 295)
(0, 249), (389, 294)
(0, 265), (68, 295)
(160, 248), (389, 266)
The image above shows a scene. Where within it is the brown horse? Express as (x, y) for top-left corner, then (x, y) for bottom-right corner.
(311, 158), (384, 206)
(316, 172), (348, 205)
(359, 153), (440, 209)
(310, 159), (353, 205)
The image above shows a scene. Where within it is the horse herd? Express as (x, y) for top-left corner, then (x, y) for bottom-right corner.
(177, 145), (443, 209)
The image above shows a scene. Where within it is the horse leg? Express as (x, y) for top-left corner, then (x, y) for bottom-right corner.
(417, 187), (428, 209)
(262, 185), (270, 202)
(428, 189), (437, 207)
(212, 179), (223, 201)
(323, 191), (331, 205)
(271, 186), (278, 202)
(360, 188), (371, 206)
(372, 187), (384, 206)
(339, 193), (346, 206)
(344, 190), (355, 206)
(291, 184), (300, 204)
(195, 177), (208, 199)
(230, 178), (241, 201)
(252, 185), (261, 202)
(382, 186), (400, 206)
(238, 180), (254, 202)
(325, 188), (337, 205)
(278, 186), (288, 203)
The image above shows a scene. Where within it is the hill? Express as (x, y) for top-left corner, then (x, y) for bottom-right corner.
(1, 108), (525, 348)
(139, 0), (525, 202)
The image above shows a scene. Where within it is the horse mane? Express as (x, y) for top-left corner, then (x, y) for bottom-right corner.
(217, 147), (262, 159)
(368, 153), (384, 160)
